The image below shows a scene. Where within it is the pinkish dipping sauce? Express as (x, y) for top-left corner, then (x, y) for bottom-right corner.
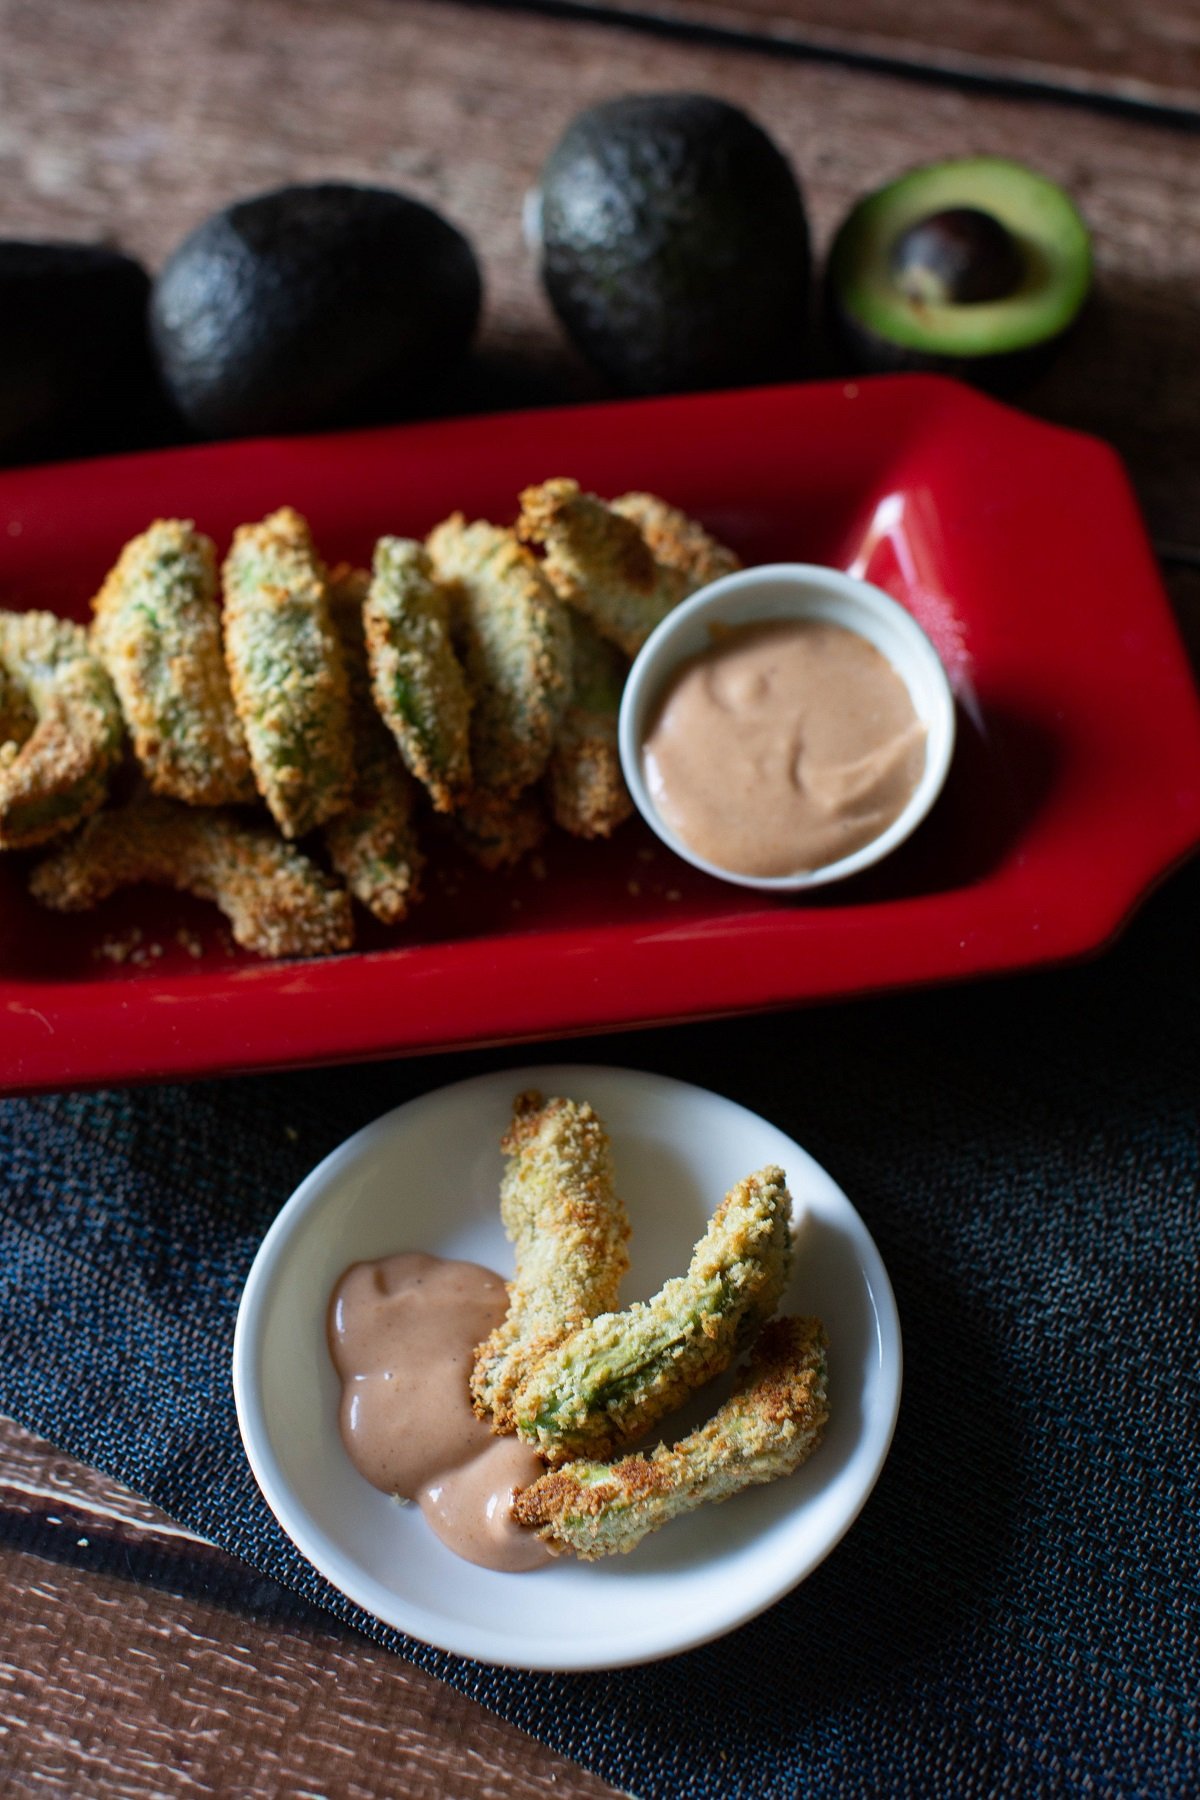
(327, 1251), (551, 1574)
(642, 617), (926, 877)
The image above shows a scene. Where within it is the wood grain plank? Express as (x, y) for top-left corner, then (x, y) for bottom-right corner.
(0, 0), (1196, 553)
(541, 0), (1200, 118)
(0, 1409), (211, 1543)
(0, 1416), (622, 1800)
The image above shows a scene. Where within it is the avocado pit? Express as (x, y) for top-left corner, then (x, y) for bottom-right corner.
(889, 206), (1025, 308)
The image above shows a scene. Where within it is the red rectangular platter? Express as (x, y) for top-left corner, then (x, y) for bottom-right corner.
(2, 374), (1198, 1094)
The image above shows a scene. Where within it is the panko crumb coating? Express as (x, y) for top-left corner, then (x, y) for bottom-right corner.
(427, 514), (570, 797)
(610, 492), (741, 591)
(517, 478), (690, 657)
(91, 519), (255, 806)
(364, 536), (472, 814)
(546, 612), (632, 840)
(30, 796), (353, 959)
(0, 658), (35, 747)
(323, 566), (423, 925)
(546, 707), (631, 840)
(0, 609), (124, 849)
(512, 1164), (793, 1464)
(222, 506), (352, 839)
(472, 1091), (631, 1434)
(512, 1315), (828, 1558)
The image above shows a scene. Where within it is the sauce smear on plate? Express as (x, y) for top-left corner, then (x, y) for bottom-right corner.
(328, 1251), (551, 1573)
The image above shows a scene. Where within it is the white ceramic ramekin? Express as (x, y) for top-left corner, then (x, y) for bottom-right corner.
(617, 563), (956, 891)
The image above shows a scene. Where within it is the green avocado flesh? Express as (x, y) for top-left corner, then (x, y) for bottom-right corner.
(829, 157), (1092, 359)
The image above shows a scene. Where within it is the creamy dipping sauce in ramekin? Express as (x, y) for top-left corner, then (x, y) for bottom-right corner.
(641, 617), (927, 879)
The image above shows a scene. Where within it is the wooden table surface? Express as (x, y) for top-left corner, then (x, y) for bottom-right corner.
(1, 1), (1197, 1793)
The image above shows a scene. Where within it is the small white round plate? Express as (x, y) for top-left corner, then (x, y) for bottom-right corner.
(233, 1065), (902, 1671)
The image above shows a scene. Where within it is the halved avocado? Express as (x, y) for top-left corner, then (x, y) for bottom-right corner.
(827, 157), (1092, 389)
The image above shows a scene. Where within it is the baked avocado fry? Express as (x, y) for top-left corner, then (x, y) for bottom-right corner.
(322, 566), (424, 925)
(0, 658), (35, 747)
(546, 612), (633, 840)
(427, 513), (570, 796)
(448, 784), (547, 871)
(363, 536), (471, 813)
(610, 492), (740, 591)
(472, 1091), (631, 1434)
(30, 794), (353, 958)
(512, 1314), (828, 1558)
(513, 1164), (793, 1464)
(91, 518), (255, 806)
(518, 483), (740, 658)
(517, 478), (688, 657)
(222, 506), (352, 838)
(0, 610), (124, 849)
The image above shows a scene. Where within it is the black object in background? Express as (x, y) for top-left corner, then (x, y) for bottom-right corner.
(537, 93), (812, 395)
(150, 183), (483, 439)
(0, 242), (174, 465)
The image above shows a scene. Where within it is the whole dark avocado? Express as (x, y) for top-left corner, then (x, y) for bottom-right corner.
(826, 157), (1092, 391)
(0, 242), (166, 463)
(150, 183), (482, 438)
(537, 94), (810, 394)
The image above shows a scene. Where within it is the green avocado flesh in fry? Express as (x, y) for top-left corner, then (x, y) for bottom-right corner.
(0, 611), (124, 849)
(530, 1268), (745, 1426)
(512, 1315), (829, 1559)
(364, 537), (471, 814)
(513, 1164), (792, 1463)
(91, 519), (254, 805)
(221, 507), (352, 839)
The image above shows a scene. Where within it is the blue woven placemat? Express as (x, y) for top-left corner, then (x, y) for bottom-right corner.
(2, 862), (1197, 1799)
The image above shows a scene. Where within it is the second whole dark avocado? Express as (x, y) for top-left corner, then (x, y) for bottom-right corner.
(0, 242), (168, 463)
(537, 95), (811, 395)
(150, 183), (483, 439)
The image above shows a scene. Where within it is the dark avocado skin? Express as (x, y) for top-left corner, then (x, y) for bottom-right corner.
(539, 94), (810, 394)
(825, 297), (1063, 396)
(150, 184), (482, 438)
(0, 243), (169, 463)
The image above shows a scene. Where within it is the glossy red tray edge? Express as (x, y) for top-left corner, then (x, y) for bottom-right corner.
(1, 375), (1198, 1094)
